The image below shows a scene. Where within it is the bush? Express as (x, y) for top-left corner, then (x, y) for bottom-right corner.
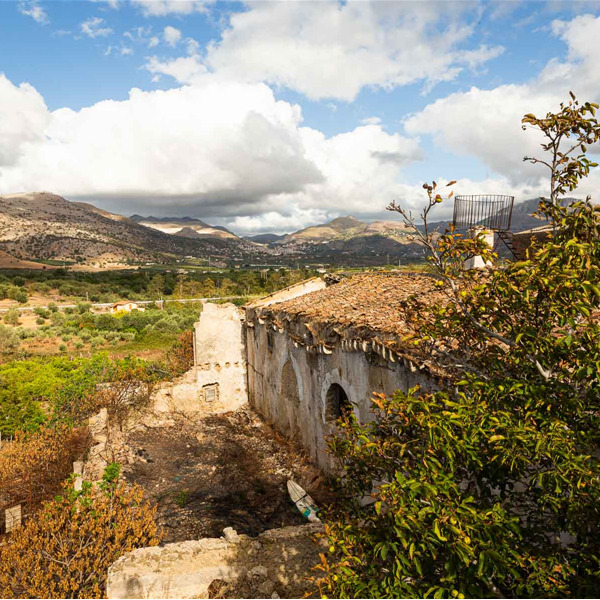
(0, 466), (160, 599)
(0, 325), (20, 353)
(320, 95), (600, 599)
(8, 286), (28, 304)
(3, 308), (20, 326)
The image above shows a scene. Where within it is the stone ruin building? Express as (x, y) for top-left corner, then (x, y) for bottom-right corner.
(159, 271), (447, 472)
(106, 271), (451, 598)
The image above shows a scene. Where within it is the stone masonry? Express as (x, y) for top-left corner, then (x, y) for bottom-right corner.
(107, 523), (325, 599)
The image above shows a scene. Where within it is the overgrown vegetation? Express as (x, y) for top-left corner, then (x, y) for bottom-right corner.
(319, 96), (600, 597)
(0, 465), (160, 599)
(0, 301), (199, 359)
(0, 353), (164, 436)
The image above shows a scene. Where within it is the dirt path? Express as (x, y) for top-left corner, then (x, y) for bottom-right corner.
(122, 408), (330, 543)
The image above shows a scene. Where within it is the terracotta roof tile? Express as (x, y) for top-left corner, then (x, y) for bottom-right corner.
(261, 272), (444, 338)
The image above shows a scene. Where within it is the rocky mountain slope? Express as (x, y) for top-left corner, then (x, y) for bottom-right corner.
(0, 192), (258, 267)
(256, 215), (423, 266)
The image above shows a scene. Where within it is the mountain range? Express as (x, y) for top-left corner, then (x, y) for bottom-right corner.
(0, 193), (561, 269)
(0, 192), (258, 269)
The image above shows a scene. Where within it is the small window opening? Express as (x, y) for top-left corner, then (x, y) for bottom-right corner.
(324, 383), (352, 422)
(202, 383), (219, 403)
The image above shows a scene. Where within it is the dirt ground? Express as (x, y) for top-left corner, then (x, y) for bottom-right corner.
(122, 408), (332, 543)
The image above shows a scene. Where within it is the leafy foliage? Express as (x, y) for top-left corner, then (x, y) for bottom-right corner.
(0, 354), (160, 435)
(319, 95), (600, 597)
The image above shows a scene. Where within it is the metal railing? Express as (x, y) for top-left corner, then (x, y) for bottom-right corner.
(453, 195), (514, 231)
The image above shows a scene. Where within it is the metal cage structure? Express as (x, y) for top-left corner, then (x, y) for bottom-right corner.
(452, 194), (514, 231)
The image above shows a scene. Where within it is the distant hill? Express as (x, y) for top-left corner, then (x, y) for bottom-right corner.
(251, 215), (422, 266)
(282, 215), (412, 244)
(0, 192), (260, 268)
(130, 215), (238, 240)
(245, 233), (286, 244)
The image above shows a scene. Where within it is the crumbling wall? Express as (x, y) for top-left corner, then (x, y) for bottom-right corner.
(107, 523), (324, 599)
(246, 323), (435, 471)
(153, 303), (247, 416)
(246, 278), (326, 309)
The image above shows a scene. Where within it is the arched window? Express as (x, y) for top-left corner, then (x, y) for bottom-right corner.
(281, 360), (300, 407)
(324, 383), (352, 422)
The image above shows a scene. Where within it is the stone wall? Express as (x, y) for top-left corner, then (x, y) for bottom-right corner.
(153, 303), (248, 416)
(246, 278), (326, 309)
(107, 523), (324, 599)
(246, 322), (435, 471)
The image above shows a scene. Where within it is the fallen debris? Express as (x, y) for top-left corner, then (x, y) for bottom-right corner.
(121, 407), (330, 543)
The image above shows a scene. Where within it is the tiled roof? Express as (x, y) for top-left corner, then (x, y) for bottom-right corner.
(247, 272), (449, 375)
(262, 272), (443, 336)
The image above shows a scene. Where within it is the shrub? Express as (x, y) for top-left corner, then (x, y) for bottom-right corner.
(320, 95), (600, 599)
(3, 308), (20, 326)
(0, 325), (20, 353)
(0, 466), (160, 599)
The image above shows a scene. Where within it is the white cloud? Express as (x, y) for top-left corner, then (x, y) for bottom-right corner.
(361, 117), (381, 125)
(0, 73), (428, 233)
(145, 54), (206, 83)
(132, 0), (210, 17)
(0, 74), (50, 167)
(124, 26), (161, 49)
(186, 38), (200, 55)
(91, 0), (120, 8)
(163, 25), (182, 47)
(202, 1), (503, 101)
(81, 16), (113, 38)
(404, 13), (600, 192)
(17, 0), (48, 24)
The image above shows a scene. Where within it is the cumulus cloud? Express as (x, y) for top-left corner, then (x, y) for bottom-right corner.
(0, 73), (429, 232)
(405, 14), (600, 191)
(81, 16), (113, 38)
(17, 0), (48, 24)
(0, 74), (50, 167)
(145, 54), (206, 83)
(202, 1), (503, 101)
(163, 25), (182, 47)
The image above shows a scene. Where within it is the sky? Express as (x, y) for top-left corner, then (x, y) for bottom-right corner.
(2, 0), (600, 235)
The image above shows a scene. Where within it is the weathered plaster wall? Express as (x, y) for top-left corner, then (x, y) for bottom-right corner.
(246, 322), (435, 471)
(153, 303), (247, 416)
(247, 278), (326, 309)
(107, 524), (324, 599)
